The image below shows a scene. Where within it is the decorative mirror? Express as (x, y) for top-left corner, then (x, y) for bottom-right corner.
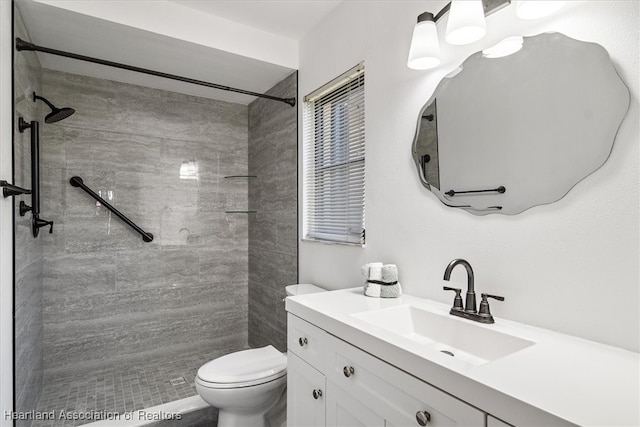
(412, 32), (629, 215)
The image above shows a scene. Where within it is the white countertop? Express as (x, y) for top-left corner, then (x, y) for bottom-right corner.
(285, 287), (640, 427)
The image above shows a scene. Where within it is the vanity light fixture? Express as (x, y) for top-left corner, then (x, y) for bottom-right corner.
(408, 0), (565, 70)
(446, 0), (487, 46)
(407, 12), (442, 70)
(408, 0), (509, 70)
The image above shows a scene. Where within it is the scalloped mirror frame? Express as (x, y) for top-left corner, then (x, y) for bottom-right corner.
(411, 32), (630, 215)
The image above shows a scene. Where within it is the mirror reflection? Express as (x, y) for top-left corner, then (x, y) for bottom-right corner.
(412, 32), (629, 215)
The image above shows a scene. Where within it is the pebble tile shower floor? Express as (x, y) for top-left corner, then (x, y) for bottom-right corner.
(32, 353), (211, 427)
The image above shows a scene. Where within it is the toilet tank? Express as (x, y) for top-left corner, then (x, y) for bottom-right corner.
(285, 284), (326, 296)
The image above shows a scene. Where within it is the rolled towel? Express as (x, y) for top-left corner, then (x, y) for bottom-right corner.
(380, 264), (402, 298)
(364, 282), (381, 297)
(381, 264), (398, 283)
(369, 263), (383, 280)
(360, 263), (371, 278)
(381, 281), (402, 298)
(364, 262), (383, 297)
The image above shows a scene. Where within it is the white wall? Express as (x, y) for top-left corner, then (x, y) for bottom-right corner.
(298, 1), (639, 352)
(0, 0), (15, 424)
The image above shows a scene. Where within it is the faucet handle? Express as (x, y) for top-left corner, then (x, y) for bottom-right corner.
(443, 286), (463, 311)
(478, 293), (504, 321)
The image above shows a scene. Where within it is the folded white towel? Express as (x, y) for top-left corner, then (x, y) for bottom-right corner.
(381, 281), (402, 298)
(369, 263), (383, 280)
(381, 264), (402, 298)
(363, 262), (383, 297)
(381, 264), (398, 283)
(360, 263), (370, 278)
(364, 285), (380, 297)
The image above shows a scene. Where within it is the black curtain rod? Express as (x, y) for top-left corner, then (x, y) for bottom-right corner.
(16, 38), (296, 107)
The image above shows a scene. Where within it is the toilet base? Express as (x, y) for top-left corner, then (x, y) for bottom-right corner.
(216, 384), (286, 427)
(218, 410), (267, 427)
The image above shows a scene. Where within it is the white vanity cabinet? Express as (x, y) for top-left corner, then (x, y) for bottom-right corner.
(287, 313), (485, 427)
(286, 288), (640, 427)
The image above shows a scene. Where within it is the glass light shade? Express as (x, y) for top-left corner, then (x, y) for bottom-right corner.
(515, 1), (566, 20)
(482, 36), (524, 58)
(445, 0), (487, 46)
(407, 19), (441, 70)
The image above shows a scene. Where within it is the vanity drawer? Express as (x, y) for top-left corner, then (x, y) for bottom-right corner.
(287, 313), (328, 372)
(326, 334), (484, 426)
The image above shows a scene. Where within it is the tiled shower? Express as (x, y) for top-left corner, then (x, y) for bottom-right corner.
(13, 5), (298, 426)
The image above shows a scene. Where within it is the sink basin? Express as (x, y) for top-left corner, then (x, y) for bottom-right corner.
(351, 305), (535, 366)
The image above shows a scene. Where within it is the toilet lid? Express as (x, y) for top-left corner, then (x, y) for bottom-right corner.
(197, 345), (287, 384)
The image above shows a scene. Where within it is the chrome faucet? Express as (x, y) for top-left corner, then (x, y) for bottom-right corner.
(443, 258), (503, 324)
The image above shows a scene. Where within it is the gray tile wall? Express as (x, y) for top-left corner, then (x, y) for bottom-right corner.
(13, 5), (44, 426)
(247, 72), (298, 351)
(39, 69), (250, 376)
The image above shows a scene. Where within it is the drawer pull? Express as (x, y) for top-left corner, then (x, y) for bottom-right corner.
(312, 389), (323, 399)
(298, 337), (308, 347)
(343, 366), (355, 377)
(416, 410), (431, 426)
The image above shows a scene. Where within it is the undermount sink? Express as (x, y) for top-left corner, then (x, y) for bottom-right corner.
(351, 305), (535, 366)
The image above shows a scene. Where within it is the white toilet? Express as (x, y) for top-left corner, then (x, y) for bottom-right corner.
(195, 284), (326, 427)
(195, 345), (287, 427)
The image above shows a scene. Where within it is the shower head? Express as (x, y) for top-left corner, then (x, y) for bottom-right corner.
(32, 92), (75, 123)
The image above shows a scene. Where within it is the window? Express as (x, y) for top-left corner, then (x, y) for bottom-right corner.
(303, 64), (365, 245)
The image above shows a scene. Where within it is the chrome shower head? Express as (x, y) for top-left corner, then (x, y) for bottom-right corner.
(32, 92), (75, 123)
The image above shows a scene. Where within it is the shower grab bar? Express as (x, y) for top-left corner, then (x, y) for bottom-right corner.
(445, 186), (506, 197)
(69, 176), (154, 242)
(15, 38), (296, 107)
(18, 118), (54, 237)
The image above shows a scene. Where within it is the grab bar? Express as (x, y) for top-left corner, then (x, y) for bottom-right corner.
(18, 118), (54, 237)
(69, 176), (153, 242)
(445, 186), (506, 197)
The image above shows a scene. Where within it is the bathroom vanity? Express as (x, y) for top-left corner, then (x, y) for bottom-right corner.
(285, 288), (639, 426)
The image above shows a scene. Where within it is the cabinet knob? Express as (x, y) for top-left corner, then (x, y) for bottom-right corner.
(343, 366), (355, 377)
(312, 389), (323, 399)
(416, 410), (431, 426)
(298, 337), (308, 347)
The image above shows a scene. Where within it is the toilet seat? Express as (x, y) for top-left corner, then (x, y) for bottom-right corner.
(196, 345), (287, 389)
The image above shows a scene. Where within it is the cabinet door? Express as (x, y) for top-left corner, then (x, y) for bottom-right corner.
(326, 381), (385, 427)
(326, 334), (485, 427)
(288, 352), (326, 427)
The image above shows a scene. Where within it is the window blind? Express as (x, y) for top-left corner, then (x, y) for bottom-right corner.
(303, 64), (365, 245)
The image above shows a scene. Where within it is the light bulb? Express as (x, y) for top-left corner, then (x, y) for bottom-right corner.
(446, 0), (487, 46)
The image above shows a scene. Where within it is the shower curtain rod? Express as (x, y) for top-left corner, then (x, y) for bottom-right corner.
(15, 38), (296, 107)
